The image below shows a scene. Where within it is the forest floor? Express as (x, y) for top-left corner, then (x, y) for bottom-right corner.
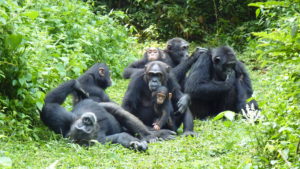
(0, 68), (268, 168)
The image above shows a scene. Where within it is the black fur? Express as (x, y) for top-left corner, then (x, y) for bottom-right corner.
(73, 63), (111, 105)
(152, 86), (175, 130)
(122, 61), (195, 135)
(185, 46), (255, 119)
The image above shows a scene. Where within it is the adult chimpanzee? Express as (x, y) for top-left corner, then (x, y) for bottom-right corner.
(73, 63), (111, 105)
(122, 61), (195, 136)
(164, 38), (202, 86)
(40, 80), (176, 151)
(123, 47), (173, 79)
(184, 46), (254, 119)
(151, 86), (175, 131)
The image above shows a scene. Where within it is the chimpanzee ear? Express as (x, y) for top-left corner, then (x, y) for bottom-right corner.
(99, 67), (105, 77)
(167, 45), (172, 50)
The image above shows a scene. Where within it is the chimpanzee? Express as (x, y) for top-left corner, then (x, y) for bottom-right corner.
(184, 46), (255, 119)
(163, 38), (203, 86)
(151, 86), (175, 131)
(122, 61), (195, 136)
(123, 47), (173, 79)
(123, 38), (201, 85)
(73, 63), (111, 105)
(40, 79), (176, 151)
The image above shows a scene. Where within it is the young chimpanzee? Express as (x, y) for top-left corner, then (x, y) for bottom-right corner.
(40, 79), (176, 151)
(151, 86), (175, 131)
(73, 63), (112, 105)
(123, 47), (173, 79)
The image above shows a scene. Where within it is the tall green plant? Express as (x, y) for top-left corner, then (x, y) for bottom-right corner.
(0, 0), (138, 139)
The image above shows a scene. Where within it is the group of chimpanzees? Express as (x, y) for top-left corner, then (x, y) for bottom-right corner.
(40, 37), (258, 151)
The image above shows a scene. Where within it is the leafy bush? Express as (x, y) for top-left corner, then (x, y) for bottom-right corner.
(0, 0), (139, 139)
(93, 0), (262, 43)
(241, 0), (300, 167)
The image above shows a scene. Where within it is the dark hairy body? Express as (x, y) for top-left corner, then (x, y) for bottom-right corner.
(185, 46), (255, 119)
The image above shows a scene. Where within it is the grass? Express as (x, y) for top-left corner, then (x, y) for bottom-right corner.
(1, 55), (298, 168)
(0, 76), (266, 168)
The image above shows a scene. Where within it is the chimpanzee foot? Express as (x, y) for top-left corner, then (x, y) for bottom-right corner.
(129, 141), (148, 151)
(182, 131), (197, 137)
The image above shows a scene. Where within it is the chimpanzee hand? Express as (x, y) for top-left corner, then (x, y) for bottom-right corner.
(225, 70), (236, 87)
(177, 94), (191, 114)
(195, 47), (208, 54)
(142, 129), (176, 143)
(151, 129), (177, 141)
(153, 123), (160, 130)
(74, 80), (89, 99)
(130, 140), (148, 151)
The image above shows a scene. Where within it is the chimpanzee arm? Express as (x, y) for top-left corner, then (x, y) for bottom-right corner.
(236, 61), (253, 97)
(96, 132), (148, 151)
(184, 52), (236, 100)
(172, 47), (207, 81)
(99, 102), (152, 137)
(41, 80), (80, 136)
(122, 73), (145, 112)
(123, 59), (147, 79)
(100, 102), (176, 142)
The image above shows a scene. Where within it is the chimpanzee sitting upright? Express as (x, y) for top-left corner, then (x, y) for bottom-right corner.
(123, 47), (173, 79)
(122, 61), (195, 136)
(151, 86), (175, 131)
(163, 38), (203, 86)
(40, 80), (176, 151)
(73, 63), (112, 105)
(184, 46), (255, 119)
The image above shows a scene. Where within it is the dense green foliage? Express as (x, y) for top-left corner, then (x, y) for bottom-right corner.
(93, 0), (263, 46)
(0, 0), (299, 168)
(0, 0), (139, 139)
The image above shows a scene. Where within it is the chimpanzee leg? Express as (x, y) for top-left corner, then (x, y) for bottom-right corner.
(174, 108), (195, 136)
(104, 133), (148, 151)
(41, 80), (82, 137)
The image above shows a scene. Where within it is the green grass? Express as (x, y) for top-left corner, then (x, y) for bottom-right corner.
(1, 62), (299, 168)
(0, 78), (264, 169)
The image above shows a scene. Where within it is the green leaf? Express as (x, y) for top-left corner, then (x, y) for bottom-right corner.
(224, 111), (235, 121)
(255, 9), (260, 18)
(212, 112), (224, 121)
(22, 11), (39, 20)
(5, 34), (23, 50)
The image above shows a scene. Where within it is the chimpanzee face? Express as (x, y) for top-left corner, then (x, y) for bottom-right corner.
(166, 38), (189, 64)
(97, 64), (112, 89)
(156, 92), (166, 104)
(211, 47), (237, 81)
(144, 61), (170, 92)
(67, 112), (98, 145)
(146, 47), (160, 61)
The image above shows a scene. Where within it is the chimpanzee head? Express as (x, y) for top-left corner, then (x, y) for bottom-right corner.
(67, 112), (99, 146)
(144, 61), (170, 92)
(152, 86), (169, 105)
(166, 38), (189, 64)
(143, 47), (161, 61)
(211, 46), (237, 81)
(86, 63), (112, 89)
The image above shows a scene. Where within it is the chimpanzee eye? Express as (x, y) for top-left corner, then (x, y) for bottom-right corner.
(182, 46), (188, 50)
